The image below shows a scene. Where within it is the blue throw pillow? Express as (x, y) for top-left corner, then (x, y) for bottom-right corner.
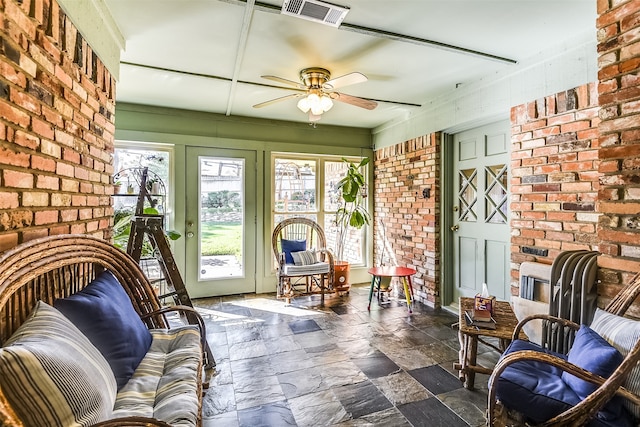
(54, 271), (152, 390)
(562, 325), (623, 401)
(281, 239), (306, 264)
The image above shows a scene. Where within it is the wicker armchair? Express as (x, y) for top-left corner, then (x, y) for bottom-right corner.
(272, 217), (334, 304)
(487, 272), (640, 426)
(0, 234), (207, 427)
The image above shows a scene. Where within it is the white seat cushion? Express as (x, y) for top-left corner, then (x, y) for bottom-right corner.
(112, 326), (202, 427)
(283, 262), (330, 276)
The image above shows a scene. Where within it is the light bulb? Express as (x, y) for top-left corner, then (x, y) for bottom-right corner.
(320, 95), (333, 111)
(297, 97), (310, 113)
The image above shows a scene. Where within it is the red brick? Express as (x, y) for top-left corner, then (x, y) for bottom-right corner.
(0, 99), (31, 127)
(34, 210), (59, 225)
(36, 175), (59, 190)
(10, 90), (40, 114)
(31, 117), (54, 139)
(0, 233), (19, 252)
(60, 209), (78, 222)
(0, 146), (30, 167)
(3, 169), (33, 188)
(31, 155), (56, 172)
(0, 192), (19, 209)
(56, 162), (74, 178)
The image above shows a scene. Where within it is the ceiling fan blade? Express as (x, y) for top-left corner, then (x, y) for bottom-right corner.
(323, 72), (368, 90)
(330, 92), (378, 110)
(261, 75), (306, 89)
(253, 93), (303, 108)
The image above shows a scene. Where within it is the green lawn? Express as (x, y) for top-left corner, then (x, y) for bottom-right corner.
(200, 221), (242, 257)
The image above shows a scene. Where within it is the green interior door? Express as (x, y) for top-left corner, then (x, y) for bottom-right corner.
(185, 147), (257, 298)
(451, 121), (511, 303)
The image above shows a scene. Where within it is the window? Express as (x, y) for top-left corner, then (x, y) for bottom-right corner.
(112, 143), (174, 250)
(272, 154), (368, 265)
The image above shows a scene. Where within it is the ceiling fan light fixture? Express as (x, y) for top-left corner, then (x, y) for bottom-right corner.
(297, 93), (333, 116)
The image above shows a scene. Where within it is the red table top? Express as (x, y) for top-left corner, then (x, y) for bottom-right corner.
(367, 266), (417, 277)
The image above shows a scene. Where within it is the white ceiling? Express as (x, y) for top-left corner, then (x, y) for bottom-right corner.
(104, 0), (596, 129)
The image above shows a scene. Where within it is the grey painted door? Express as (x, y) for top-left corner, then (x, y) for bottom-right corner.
(451, 121), (510, 302)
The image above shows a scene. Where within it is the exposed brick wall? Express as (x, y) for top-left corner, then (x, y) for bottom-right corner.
(0, 0), (116, 251)
(374, 134), (440, 307)
(510, 84), (601, 290)
(596, 0), (640, 303)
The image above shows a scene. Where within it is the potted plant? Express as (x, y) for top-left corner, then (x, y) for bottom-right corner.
(333, 157), (371, 292)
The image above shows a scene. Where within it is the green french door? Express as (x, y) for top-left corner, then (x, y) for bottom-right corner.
(451, 121), (511, 303)
(184, 147), (257, 298)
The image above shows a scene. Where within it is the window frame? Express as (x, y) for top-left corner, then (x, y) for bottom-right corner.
(271, 152), (369, 267)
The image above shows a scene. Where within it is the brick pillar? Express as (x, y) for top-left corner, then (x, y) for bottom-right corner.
(597, 0), (640, 302)
(374, 134), (440, 307)
(510, 84), (600, 290)
(0, 0), (116, 251)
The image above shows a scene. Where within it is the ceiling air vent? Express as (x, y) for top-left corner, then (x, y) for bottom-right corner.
(281, 0), (349, 28)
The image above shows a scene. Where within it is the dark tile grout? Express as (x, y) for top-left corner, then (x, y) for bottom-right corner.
(195, 283), (496, 427)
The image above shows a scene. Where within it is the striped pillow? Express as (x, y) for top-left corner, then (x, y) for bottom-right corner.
(291, 250), (318, 266)
(0, 301), (117, 426)
(590, 308), (640, 420)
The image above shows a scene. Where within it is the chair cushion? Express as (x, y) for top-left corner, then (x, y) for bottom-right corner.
(496, 338), (629, 425)
(292, 249), (318, 265)
(112, 327), (202, 427)
(283, 262), (330, 276)
(281, 239), (306, 264)
(496, 340), (578, 423)
(55, 270), (153, 390)
(591, 308), (640, 419)
(0, 301), (117, 426)
(562, 325), (623, 401)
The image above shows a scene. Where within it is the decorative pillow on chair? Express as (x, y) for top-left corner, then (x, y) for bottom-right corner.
(55, 270), (153, 390)
(562, 325), (623, 401)
(591, 308), (640, 419)
(291, 250), (318, 266)
(281, 239), (306, 264)
(0, 301), (117, 426)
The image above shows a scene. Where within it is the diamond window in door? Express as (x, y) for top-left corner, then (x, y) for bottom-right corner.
(485, 164), (508, 224)
(458, 168), (477, 222)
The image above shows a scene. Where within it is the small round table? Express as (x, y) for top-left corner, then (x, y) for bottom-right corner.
(367, 266), (416, 313)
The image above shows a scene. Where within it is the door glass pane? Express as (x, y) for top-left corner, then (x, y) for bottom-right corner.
(485, 164), (508, 224)
(274, 159), (317, 213)
(199, 157), (244, 280)
(458, 168), (478, 222)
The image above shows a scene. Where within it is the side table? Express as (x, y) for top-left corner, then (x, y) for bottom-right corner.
(367, 266), (416, 314)
(454, 297), (527, 389)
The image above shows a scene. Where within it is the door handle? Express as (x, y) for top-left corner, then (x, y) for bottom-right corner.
(450, 225), (459, 232)
(186, 232), (195, 238)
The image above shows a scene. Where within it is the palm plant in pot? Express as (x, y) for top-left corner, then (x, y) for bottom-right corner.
(333, 157), (371, 292)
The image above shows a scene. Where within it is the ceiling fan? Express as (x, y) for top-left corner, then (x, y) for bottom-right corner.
(253, 67), (377, 122)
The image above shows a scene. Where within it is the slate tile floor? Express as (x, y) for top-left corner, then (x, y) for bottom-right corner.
(195, 283), (501, 427)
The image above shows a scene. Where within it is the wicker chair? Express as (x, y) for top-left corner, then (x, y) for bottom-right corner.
(272, 217), (335, 304)
(487, 271), (640, 426)
(0, 234), (207, 427)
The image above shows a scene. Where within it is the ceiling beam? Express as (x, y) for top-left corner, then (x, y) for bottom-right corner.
(225, 0), (257, 116)
(219, 0), (517, 64)
(119, 61), (422, 107)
